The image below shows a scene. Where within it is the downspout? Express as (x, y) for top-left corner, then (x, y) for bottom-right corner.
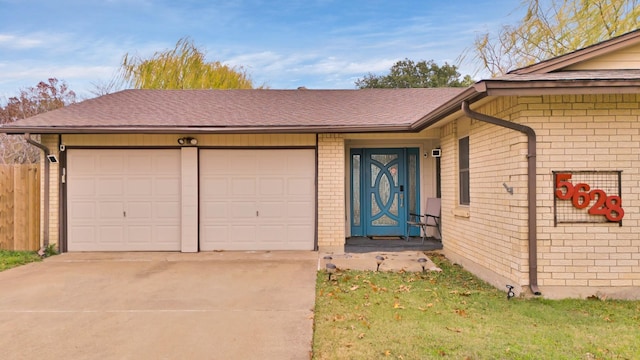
(24, 133), (50, 250)
(461, 101), (541, 296)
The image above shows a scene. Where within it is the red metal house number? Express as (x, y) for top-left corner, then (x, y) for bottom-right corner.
(555, 173), (624, 222)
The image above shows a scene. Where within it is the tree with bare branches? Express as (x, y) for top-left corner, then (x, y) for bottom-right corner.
(0, 78), (76, 164)
(471, 0), (640, 76)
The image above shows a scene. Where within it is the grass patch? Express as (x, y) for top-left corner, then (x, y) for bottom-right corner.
(312, 253), (640, 359)
(0, 250), (41, 271)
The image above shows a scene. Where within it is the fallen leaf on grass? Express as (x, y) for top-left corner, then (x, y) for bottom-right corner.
(454, 309), (467, 317)
(350, 285), (360, 291)
(383, 350), (392, 356)
(357, 333), (365, 339)
(333, 314), (346, 322)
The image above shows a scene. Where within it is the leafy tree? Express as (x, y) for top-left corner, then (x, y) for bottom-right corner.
(472, 0), (640, 76)
(355, 59), (474, 89)
(120, 37), (255, 89)
(0, 78), (76, 164)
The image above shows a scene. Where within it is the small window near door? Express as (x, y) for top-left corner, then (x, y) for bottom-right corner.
(459, 136), (470, 205)
(352, 154), (361, 226)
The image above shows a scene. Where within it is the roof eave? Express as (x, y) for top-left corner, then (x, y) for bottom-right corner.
(482, 79), (640, 95)
(410, 86), (485, 131)
(0, 124), (414, 135)
(409, 78), (640, 131)
(511, 29), (640, 75)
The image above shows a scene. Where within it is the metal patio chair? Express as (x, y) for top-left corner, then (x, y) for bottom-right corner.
(406, 197), (441, 244)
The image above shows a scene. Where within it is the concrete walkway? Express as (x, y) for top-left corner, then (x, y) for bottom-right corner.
(0, 251), (317, 360)
(318, 248), (441, 273)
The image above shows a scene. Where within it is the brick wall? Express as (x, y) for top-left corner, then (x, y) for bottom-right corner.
(317, 134), (346, 247)
(41, 134), (60, 249)
(441, 94), (640, 298)
(530, 94), (640, 294)
(440, 98), (531, 291)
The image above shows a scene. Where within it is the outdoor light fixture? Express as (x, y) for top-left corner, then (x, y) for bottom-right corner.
(46, 154), (58, 163)
(506, 285), (515, 300)
(326, 263), (337, 281)
(177, 137), (198, 145)
(375, 255), (385, 271)
(417, 257), (428, 273)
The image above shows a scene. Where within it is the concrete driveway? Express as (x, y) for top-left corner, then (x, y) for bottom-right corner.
(0, 251), (317, 360)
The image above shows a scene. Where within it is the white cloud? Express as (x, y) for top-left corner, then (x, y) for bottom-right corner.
(0, 33), (43, 49)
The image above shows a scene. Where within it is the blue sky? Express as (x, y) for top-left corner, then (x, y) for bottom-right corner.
(0, 0), (524, 100)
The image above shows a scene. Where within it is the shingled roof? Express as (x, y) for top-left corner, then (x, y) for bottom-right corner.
(1, 88), (466, 134)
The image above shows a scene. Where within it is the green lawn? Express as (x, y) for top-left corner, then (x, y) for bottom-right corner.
(312, 253), (640, 359)
(0, 250), (41, 271)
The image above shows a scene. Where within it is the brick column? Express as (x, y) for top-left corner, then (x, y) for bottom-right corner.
(317, 134), (345, 248)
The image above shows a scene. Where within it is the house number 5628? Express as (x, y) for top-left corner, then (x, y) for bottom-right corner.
(555, 173), (624, 222)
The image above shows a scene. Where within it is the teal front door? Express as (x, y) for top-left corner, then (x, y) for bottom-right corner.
(350, 148), (420, 237)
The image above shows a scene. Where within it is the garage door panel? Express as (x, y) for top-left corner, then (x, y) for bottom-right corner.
(260, 202), (286, 217)
(257, 155), (284, 175)
(201, 201), (228, 218)
(257, 226), (284, 242)
(155, 226), (181, 243)
(259, 178), (284, 196)
(127, 178), (153, 196)
(200, 149), (315, 251)
(99, 226), (125, 243)
(127, 226), (152, 242)
(96, 178), (125, 196)
(69, 201), (96, 219)
(98, 156), (124, 173)
(98, 202), (124, 218)
(70, 178), (96, 196)
(68, 227), (95, 243)
(231, 202), (258, 218)
(201, 177), (228, 196)
(127, 155), (154, 173)
(155, 201), (181, 218)
(67, 149), (181, 252)
(287, 202), (314, 219)
(227, 154), (256, 174)
(288, 178), (314, 195)
(155, 177), (181, 195)
(288, 225), (313, 239)
(230, 227), (258, 242)
(200, 225), (229, 247)
(231, 178), (256, 196)
(126, 202), (153, 219)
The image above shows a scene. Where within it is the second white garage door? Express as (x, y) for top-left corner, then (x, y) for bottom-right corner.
(199, 149), (316, 251)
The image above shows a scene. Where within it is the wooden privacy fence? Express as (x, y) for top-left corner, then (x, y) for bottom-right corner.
(0, 164), (40, 251)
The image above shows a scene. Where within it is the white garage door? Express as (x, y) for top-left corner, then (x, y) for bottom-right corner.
(200, 149), (316, 251)
(67, 149), (182, 251)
